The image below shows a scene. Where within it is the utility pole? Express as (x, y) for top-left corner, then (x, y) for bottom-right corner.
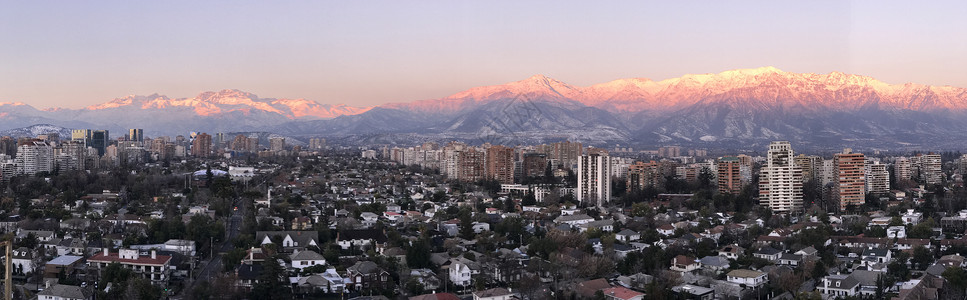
(0, 240), (11, 300)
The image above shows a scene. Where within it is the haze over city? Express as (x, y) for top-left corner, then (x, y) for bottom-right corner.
(3, 1), (967, 109)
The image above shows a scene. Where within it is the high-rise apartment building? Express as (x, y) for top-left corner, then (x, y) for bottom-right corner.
(192, 133), (212, 157)
(866, 161), (890, 195)
(71, 129), (92, 146)
(627, 161), (664, 193)
(834, 149), (866, 211)
(578, 153), (611, 207)
(920, 154), (942, 185)
(308, 138), (326, 150)
(522, 153), (547, 179)
(231, 135), (251, 152)
(128, 129), (143, 142)
(15, 140), (53, 175)
(91, 130), (109, 156)
(794, 154), (822, 182)
(895, 157), (912, 182)
(717, 156), (743, 194)
(658, 146), (682, 158)
(456, 148), (485, 182)
(270, 137), (286, 152)
(59, 140), (87, 171)
(759, 141), (803, 213)
(485, 145), (515, 184)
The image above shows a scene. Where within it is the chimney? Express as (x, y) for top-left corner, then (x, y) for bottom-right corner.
(103, 248), (109, 256)
(45, 280), (51, 289)
(151, 250), (156, 259)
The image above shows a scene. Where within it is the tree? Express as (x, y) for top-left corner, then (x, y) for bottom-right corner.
(911, 245), (934, 270)
(943, 267), (967, 300)
(189, 280), (214, 300)
(522, 190), (537, 206)
(459, 208), (475, 240)
(406, 239), (432, 269)
(125, 277), (163, 300)
(251, 260), (290, 299)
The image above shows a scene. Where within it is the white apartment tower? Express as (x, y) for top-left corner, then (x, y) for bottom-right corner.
(15, 141), (54, 175)
(759, 141), (803, 213)
(578, 153), (611, 207)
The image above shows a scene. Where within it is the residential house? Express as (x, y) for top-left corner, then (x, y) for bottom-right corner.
(658, 224), (676, 236)
(408, 269), (442, 291)
(290, 250), (326, 270)
(256, 231), (320, 250)
(336, 229), (388, 254)
(670, 255), (700, 272)
(345, 261), (390, 291)
(12, 247), (40, 278)
(448, 258), (481, 286)
(718, 245), (745, 260)
(699, 256), (730, 273)
(236, 263), (263, 291)
(727, 269), (767, 288)
(615, 229), (641, 242)
(473, 288), (514, 300)
(602, 286), (644, 300)
(37, 283), (92, 300)
(88, 248), (171, 288)
(753, 246), (781, 262)
(554, 214), (594, 226)
(778, 253), (803, 266)
(819, 274), (860, 297)
(671, 284), (714, 300)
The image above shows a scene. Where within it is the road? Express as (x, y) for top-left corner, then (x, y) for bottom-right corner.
(176, 196), (246, 298)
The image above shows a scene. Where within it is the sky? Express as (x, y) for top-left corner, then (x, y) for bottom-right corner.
(2, 1), (966, 109)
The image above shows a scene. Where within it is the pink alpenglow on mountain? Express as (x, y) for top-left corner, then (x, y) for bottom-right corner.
(83, 89), (371, 119)
(384, 67), (967, 114)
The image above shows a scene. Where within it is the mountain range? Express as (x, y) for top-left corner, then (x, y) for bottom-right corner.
(3, 67), (967, 150)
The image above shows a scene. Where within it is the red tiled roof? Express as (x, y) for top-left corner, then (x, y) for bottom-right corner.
(603, 286), (643, 300)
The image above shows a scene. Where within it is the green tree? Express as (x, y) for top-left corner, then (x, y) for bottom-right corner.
(459, 208), (475, 240)
(251, 260), (291, 299)
(406, 239), (432, 269)
(911, 245), (934, 270)
(943, 267), (967, 300)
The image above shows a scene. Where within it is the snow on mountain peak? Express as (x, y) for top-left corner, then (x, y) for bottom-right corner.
(77, 89), (369, 119)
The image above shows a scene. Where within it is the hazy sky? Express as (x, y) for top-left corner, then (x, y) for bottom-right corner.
(3, 1), (966, 109)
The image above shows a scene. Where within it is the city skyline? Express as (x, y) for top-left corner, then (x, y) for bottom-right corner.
(3, 1), (967, 109)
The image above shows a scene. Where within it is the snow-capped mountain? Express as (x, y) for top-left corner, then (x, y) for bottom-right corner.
(328, 67), (967, 149)
(0, 90), (371, 137)
(0, 124), (72, 139)
(4, 67), (967, 149)
(83, 89), (370, 119)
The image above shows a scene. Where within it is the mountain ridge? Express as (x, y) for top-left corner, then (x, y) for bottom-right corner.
(4, 67), (967, 149)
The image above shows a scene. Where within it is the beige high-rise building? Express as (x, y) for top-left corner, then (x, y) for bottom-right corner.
(270, 137), (285, 152)
(920, 154), (942, 185)
(895, 157), (912, 182)
(794, 154), (823, 182)
(628, 161), (663, 193)
(759, 141), (803, 213)
(834, 149), (866, 211)
(866, 161), (890, 195)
